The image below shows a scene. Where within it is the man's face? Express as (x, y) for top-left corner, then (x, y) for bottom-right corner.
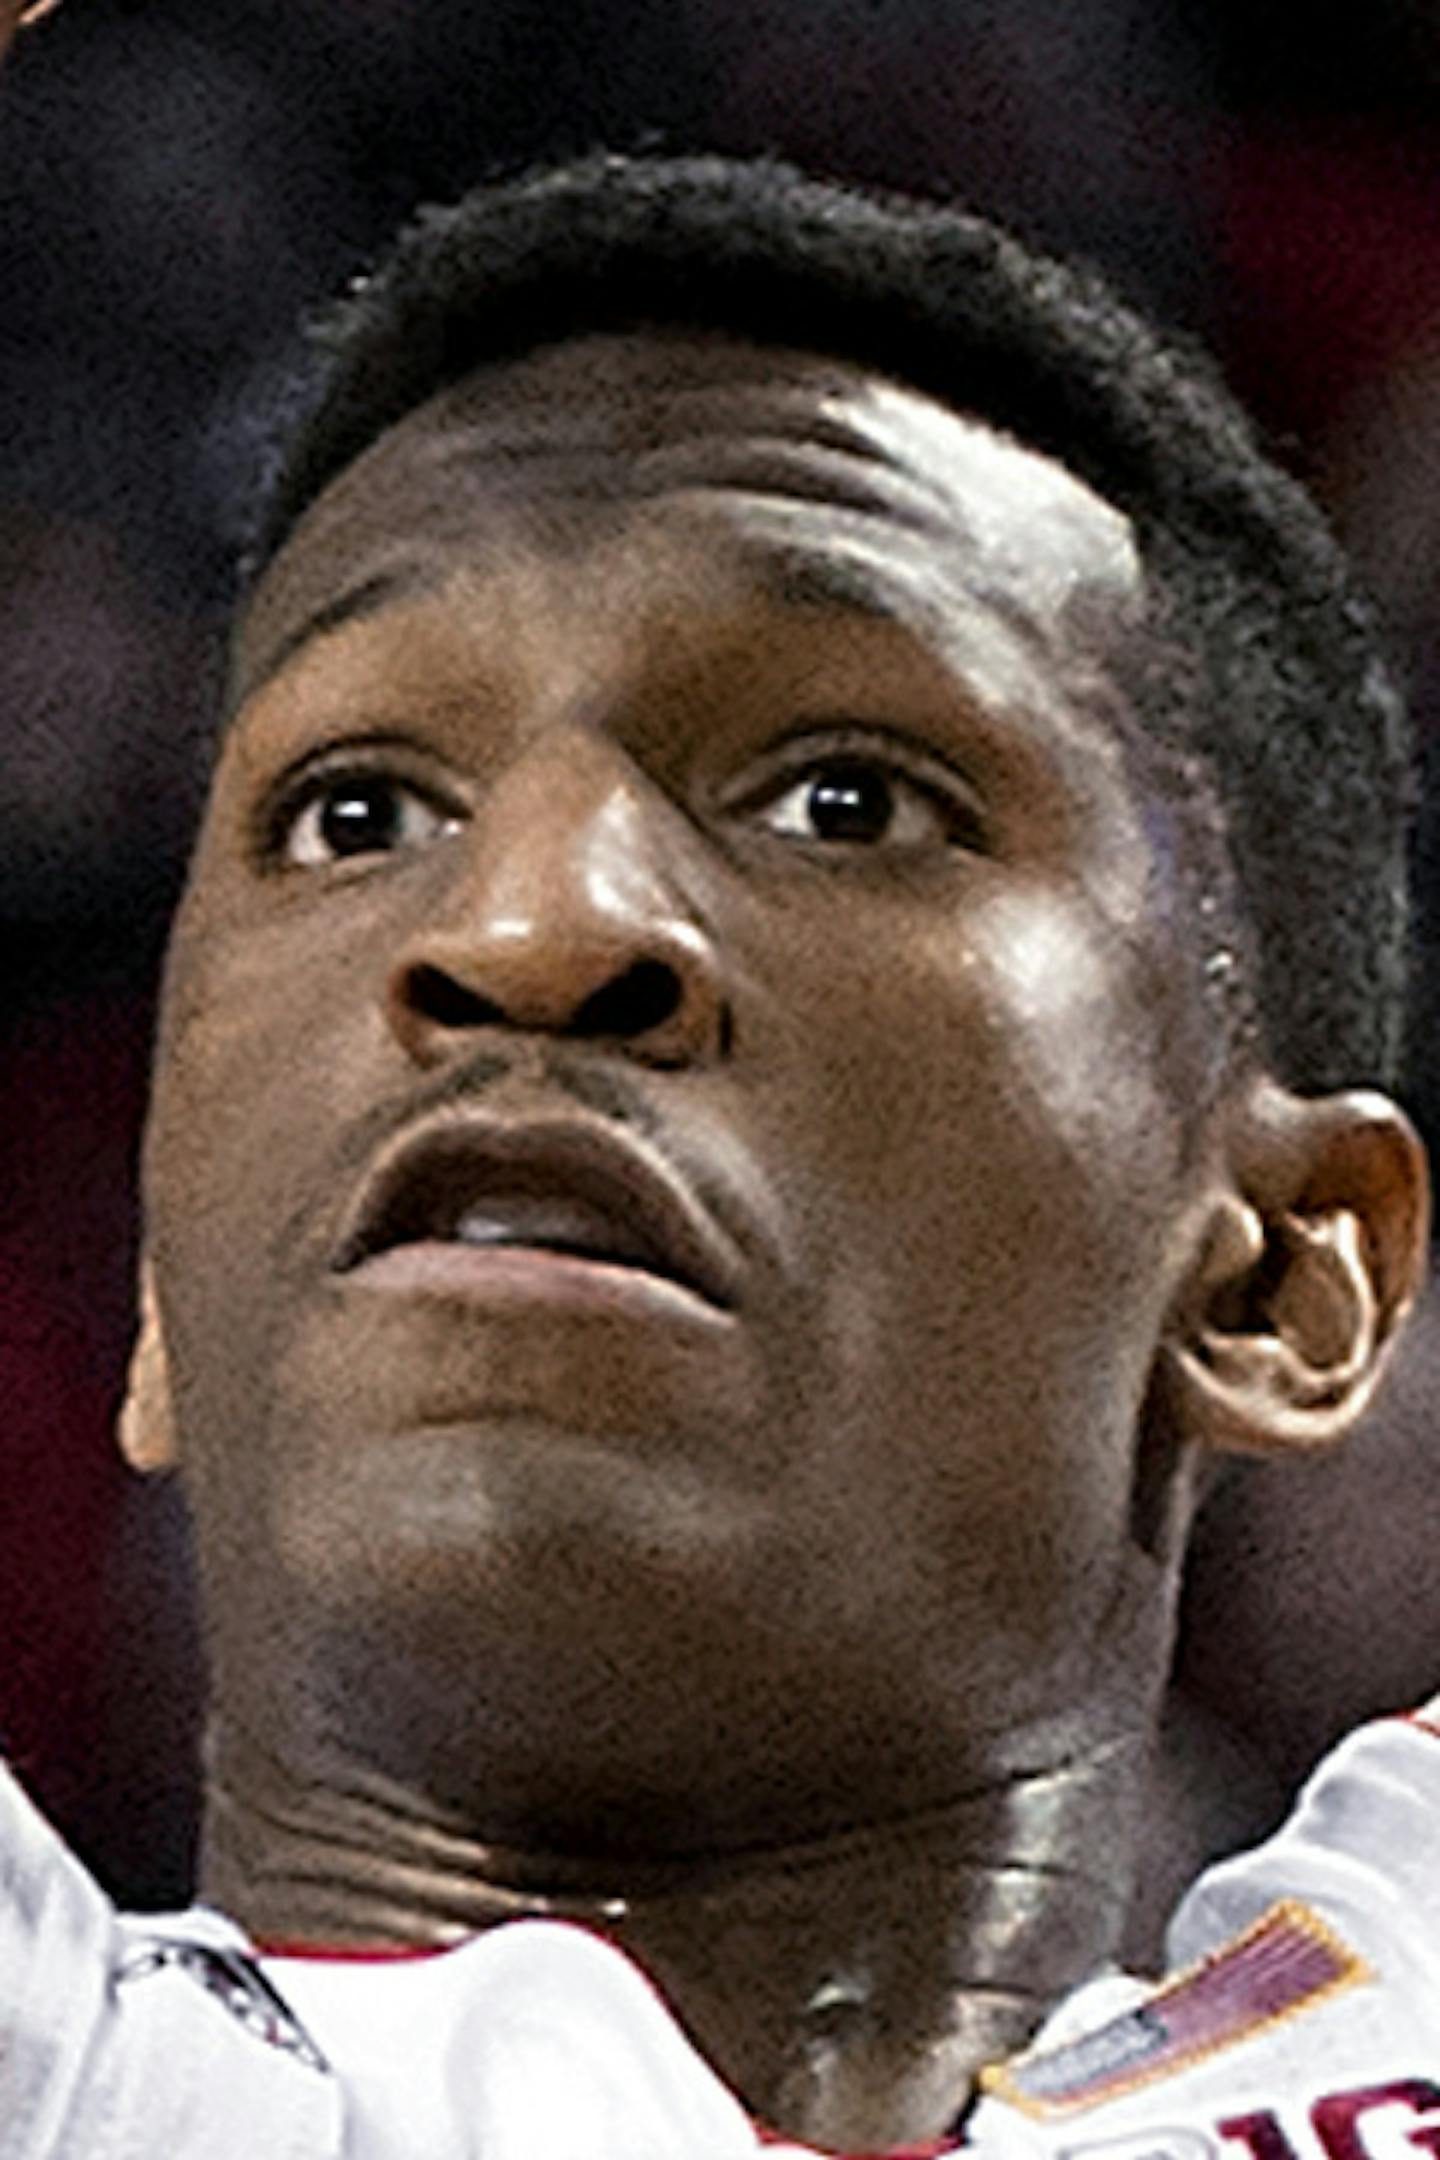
(145, 334), (1218, 1847)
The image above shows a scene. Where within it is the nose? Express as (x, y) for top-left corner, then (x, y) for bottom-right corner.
(385, 738), (729, 1069)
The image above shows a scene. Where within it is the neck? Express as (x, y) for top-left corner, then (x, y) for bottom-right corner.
(201, 1733), (1142, 2149)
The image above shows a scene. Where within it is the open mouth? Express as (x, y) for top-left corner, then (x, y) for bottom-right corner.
(335, 1117), (740, 1313)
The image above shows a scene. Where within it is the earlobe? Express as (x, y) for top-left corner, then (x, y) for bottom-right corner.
(118, 1258), (179, 1473)
(1164, 1075), (1429, 1458)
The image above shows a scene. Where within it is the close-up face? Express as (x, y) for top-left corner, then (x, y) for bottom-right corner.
(143, 332), (1224, 1847)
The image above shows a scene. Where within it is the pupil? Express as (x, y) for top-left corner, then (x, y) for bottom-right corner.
(320, 782), (398, 855)
(808, 763), (893, 842)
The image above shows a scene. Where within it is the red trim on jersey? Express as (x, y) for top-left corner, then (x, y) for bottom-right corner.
(258, 1928), (968, 2157)
(755, 2135), (960, 2158)
(257, 1939), (453, 1961)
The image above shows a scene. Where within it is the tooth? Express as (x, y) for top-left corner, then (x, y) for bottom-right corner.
(453, 1208), (518, 1246)
(443, 1194), (656, 1271)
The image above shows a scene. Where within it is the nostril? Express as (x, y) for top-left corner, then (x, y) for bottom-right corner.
(405, 963), (505, 1030)
(573, 959), (684, 1040)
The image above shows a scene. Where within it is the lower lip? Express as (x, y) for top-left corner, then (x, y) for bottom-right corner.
(339, 1240), (728, 1324)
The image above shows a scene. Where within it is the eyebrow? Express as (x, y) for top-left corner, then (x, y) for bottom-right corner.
(236, 536), (925, 714)
(234, 515), (1048, 726)
(739, 530), (1034, 657)
(236, 561), (448, 710)
(752, 544), (911, 621)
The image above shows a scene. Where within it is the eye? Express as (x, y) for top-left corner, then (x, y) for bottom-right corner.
(278, 771), (461, 867)
(755, 753), (979, 851)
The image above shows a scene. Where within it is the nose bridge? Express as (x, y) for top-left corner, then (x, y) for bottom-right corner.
(387, 724), (726, 1061)
(470, 728), (673, 950)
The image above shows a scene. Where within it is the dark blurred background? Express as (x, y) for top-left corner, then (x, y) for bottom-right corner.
(4, 0), (1440, 1912)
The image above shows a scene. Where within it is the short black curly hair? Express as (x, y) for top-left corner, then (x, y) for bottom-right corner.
(244, 152), (1409, 1097)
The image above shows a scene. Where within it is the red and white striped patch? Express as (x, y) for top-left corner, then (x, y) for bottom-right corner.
(981, 1901), (1368, 2120)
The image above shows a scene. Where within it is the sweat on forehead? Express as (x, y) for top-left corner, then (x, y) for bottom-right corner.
(238, 150), (1410, 1096)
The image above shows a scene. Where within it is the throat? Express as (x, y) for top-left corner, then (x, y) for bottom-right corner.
(598, 1764), (1136, 2149)
(200, 1737), (1141, 2150)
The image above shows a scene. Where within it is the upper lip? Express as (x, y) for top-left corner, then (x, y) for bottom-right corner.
(333, 1111), (743, 1311)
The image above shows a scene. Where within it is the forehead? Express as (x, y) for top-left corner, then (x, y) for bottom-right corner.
(235, 332), (1145, 716)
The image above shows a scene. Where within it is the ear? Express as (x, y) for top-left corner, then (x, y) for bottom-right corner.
(1164, 1074), (1429, 1458)
(117, 1257), (179, 1473)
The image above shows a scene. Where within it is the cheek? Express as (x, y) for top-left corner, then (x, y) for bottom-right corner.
(767, 878), (1185, 1261)
(957, 884), (1187, 1206)
(144, 883), (389, 1431)
(752, 882), (1189, 1546)
(146, 927), (394, 1617)
(150, 853), (387, 1214)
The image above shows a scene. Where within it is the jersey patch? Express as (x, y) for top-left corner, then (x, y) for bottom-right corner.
(116, 1936), (331, 2074)
(981, 1901), (1368, 2120)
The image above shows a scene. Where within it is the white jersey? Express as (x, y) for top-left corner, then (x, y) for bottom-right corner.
(3, 1708), (1439, 2159)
